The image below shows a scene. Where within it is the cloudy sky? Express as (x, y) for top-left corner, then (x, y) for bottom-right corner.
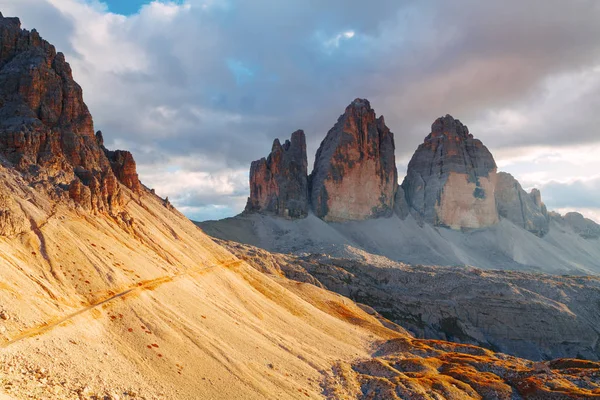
(2, 0), (600, 221)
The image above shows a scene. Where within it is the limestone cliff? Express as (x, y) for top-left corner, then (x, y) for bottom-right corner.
(0, 13), (141, 216)
(310, 99), (397, 222)
(245, 130), (308, 218)
(402, 115), (498, 229)
(495, 172), (549, 236)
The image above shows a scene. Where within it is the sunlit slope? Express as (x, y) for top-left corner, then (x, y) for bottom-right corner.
(0, 163), (401, 399)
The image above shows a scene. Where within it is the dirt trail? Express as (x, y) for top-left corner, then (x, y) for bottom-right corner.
(1, 259), (244, 348)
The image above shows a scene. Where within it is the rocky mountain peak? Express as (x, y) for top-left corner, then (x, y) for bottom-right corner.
(0, 13), (141, 216)
(429, 114), (472, 140)
(402, 115), (498, 229)
(310, 99), (397, 221)
(245, 129), (308, 218)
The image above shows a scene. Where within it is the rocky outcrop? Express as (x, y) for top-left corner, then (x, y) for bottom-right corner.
(310, 99), (397, 222)
(495, 172), (549, 236)
(245, 130), (308, 218)
(96, 131), (141, 193)
(402, 115), (498, 229)
(551, 211), (600, 239)
(393, 186), (410, 219)
(0, 14), (141, 215)
(224, 240), (600, 362)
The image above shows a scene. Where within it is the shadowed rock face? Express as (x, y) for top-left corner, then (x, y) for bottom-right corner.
(245, 130), (308, 218)
(402, 115), (498, 229)
(310, 99), (397, 222)
(495, 172), (549, 236)
(0, 14), (141, 214)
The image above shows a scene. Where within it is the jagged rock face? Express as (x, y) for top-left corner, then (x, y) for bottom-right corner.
(310, 99), (397, 222)
(402, 115), (498, 229)
(495, 172), (549, 236)
(96, 131), (142, 193)
(0, 14), (141, 215)
(245, 130), (308, 218)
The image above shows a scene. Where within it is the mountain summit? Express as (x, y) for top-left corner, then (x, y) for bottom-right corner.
(244, 99), (398, 222)
(402, 114), (498, 229)
(0, 14), (140, 215)
(310, 98), (397, 221)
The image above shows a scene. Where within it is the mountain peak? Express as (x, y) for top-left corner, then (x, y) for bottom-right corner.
(349, 97), (371, 108)
(429, 114), (473, 140)
(310, 99), (397, 221)
(402, 115), (498, 229)
(0, 13), (141, 215)
(245, 130), (308, 218)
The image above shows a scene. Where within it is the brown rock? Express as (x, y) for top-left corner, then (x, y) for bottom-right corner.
(0, 15), (141, 215)
(245, 130), (308, 218)
(310, 99), (397, 221)
(98, 132), (142, 193)
(402, 115), (498, 229)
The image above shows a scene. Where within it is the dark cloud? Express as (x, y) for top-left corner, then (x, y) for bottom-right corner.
(4, 0), (600, 219)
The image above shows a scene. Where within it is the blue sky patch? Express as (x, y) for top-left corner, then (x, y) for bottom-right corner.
(226, 59), (256, 86)
(102, 0), (151, 15)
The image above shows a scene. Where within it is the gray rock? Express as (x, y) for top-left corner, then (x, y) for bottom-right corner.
(495, 172), (549, 236)
(245, 130), (308, 219)
(224, 240), (600, 361)
(552, 211), (600, 239)
(393, 185), (410, 219)
(402, 115), (498, 229)
(310, 99), (397, 221)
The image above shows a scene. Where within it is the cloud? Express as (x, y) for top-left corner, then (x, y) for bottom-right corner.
(540, 177), (600, 210)
(3, 0), (600, 220)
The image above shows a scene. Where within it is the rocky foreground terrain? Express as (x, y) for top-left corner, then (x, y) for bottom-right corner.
(219, 239), (600, 362)
(1, 12), (600, 400)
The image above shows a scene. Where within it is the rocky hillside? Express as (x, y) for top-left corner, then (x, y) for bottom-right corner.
(5, 13), (600, 399)
(220, 239), (600, 361)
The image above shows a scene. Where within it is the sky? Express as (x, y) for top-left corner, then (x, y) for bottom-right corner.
(2, 0), (600, 222)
